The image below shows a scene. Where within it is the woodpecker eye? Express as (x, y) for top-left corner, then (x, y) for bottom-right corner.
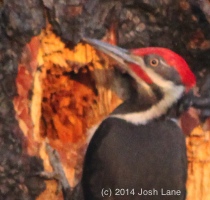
(150, 58), (159, 67)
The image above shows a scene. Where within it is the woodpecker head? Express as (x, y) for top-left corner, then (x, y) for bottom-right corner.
(84, 37), (195, 94)
(83, 38), (196, 124)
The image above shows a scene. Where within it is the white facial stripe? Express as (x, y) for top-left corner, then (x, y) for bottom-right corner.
(110, 85), (184, 125)
(108, 54), (185, 125)
(127, 67), (154, 97)
(109, 55), (185, 125)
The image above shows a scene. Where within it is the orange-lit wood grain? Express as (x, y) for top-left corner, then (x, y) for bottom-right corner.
(14, 25), (122, 199)
(186, 126), (210, 200)
(13, 37), (41, 155)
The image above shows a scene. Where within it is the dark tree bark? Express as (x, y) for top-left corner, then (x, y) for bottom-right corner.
(0, 0), (46, 199)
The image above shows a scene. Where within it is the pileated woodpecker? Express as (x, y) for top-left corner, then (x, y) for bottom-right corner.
(81, 38), (196, 200)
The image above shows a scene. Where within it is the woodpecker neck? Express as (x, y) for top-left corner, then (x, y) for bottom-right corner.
(110, 83), (185, 125)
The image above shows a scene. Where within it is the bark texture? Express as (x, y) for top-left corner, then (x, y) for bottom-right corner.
(0, 0), (46, 199)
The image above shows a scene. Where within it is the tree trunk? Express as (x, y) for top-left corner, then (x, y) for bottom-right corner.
(0, 0), (210, 199)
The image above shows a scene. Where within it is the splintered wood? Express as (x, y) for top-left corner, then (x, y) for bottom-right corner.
(186, 123), (210, 200)
(14, 26), (122, 200)
(14, 37), (41, 155)
(37, 28), (121, 176)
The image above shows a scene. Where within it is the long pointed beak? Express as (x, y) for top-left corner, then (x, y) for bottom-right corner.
(83, 37), (155, 96)
(83, 37), (144, 72)
(83, 37), (153, 86)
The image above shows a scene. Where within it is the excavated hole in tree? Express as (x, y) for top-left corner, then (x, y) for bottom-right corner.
(14, 27), (122, 199)
(39, 63), (104, 190)
(40, 65), (98, 143)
